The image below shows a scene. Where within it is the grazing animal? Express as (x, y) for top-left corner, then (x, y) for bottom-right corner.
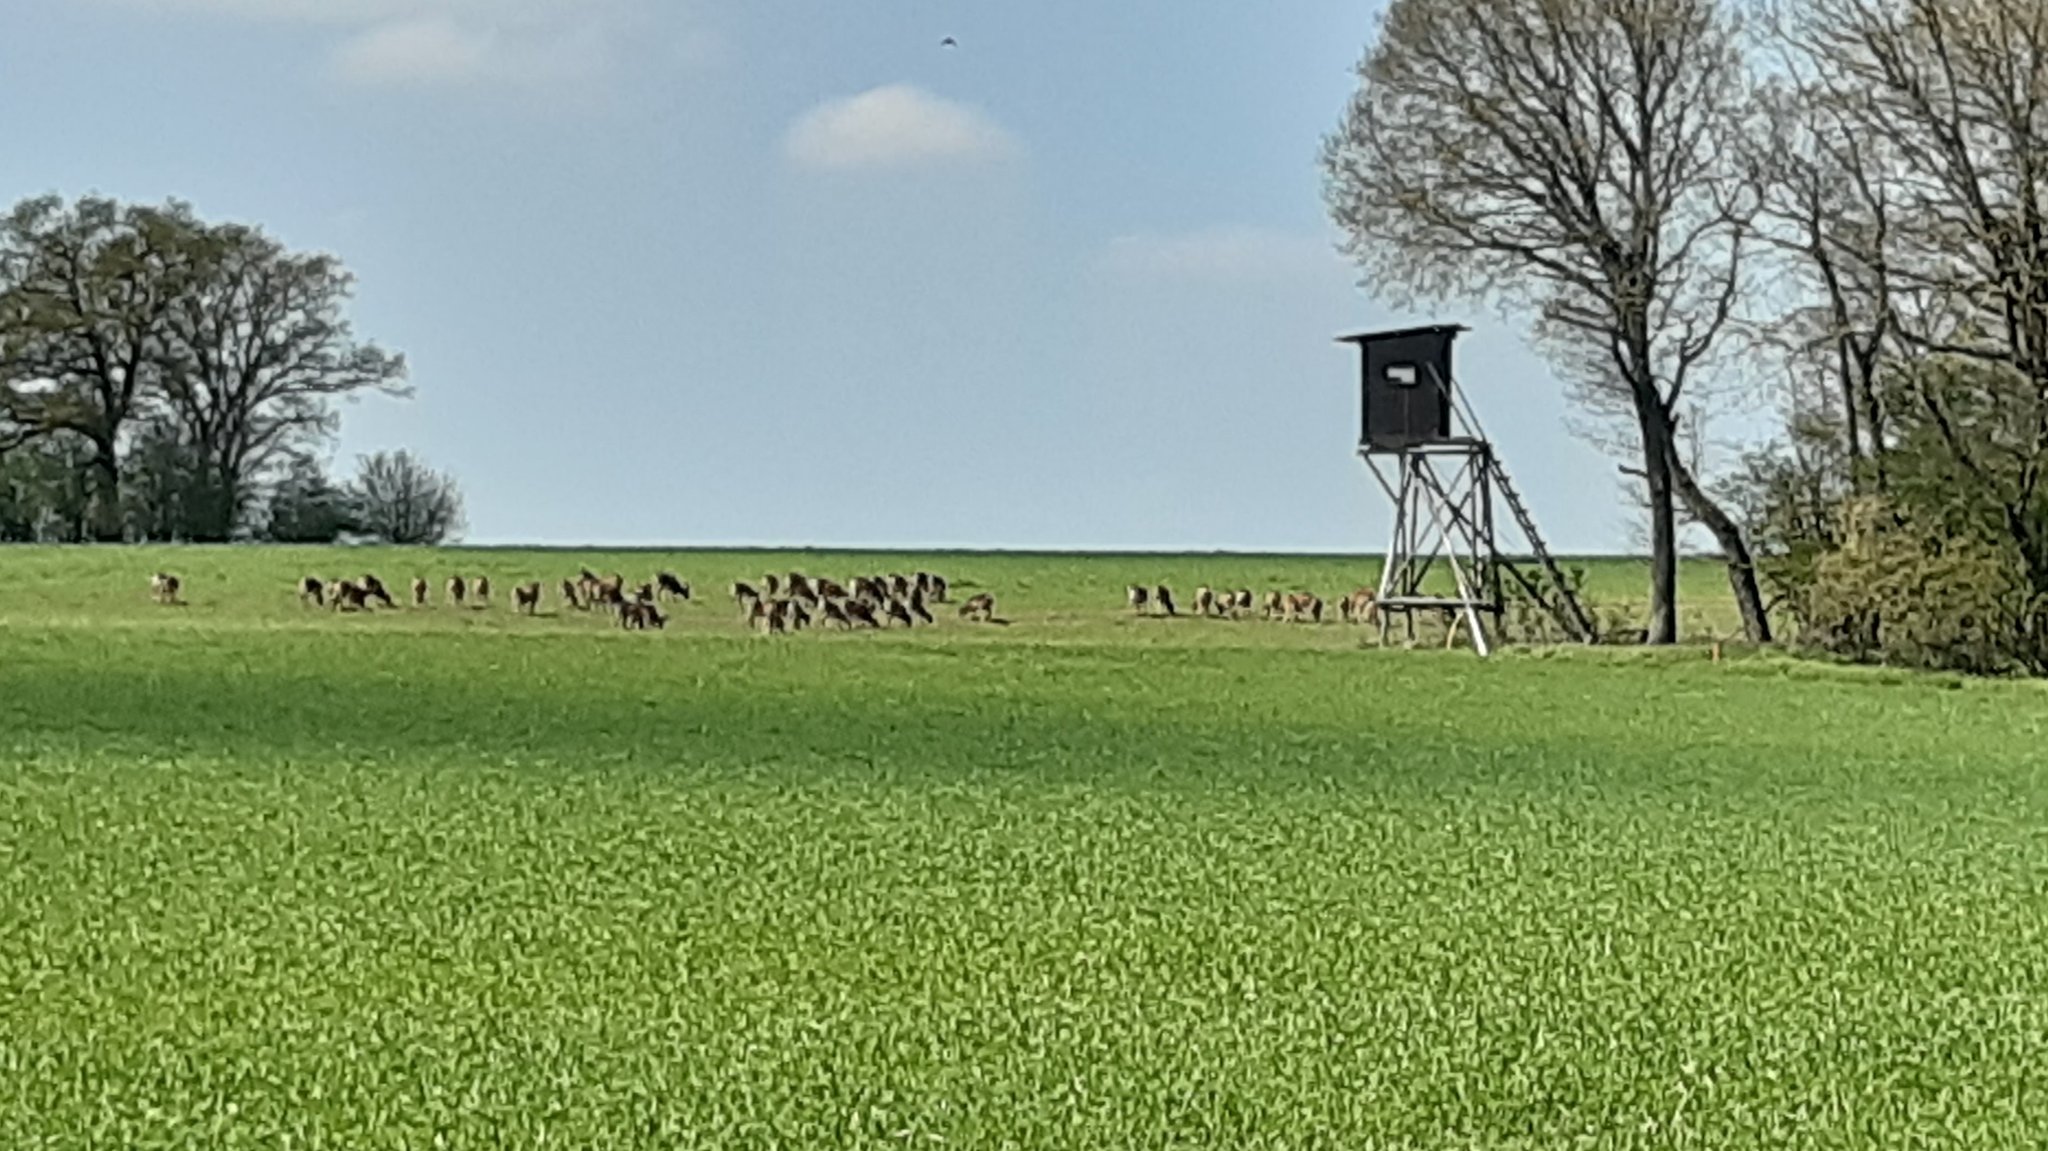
(1340, 588), (1378, 625)
(817, 578), (848, 600)
(592, 575), (626, 612)
(360, 575), (395, 608)
(620, 600), (665, 630)
(299, 576), (325, 607)
(930, 574), (948, 603)
(733, 581), (761, 617)
(411, 577), (430, 607)
(821, 599), (852, 629)
(889, 574), (912, 600)
(514, 581), (542, 615)
(150, 572), (182, 605)
(1155, 585), (1177, 617)
(1193, 586), (1217, 617)
(656, 572), (691, 601)
(1128, 585), (1149, 613)
(908, 589), (935, 625)
(330, 580), (369, 612)
(763, 574), (781, 598)
(844, 600), (880, 629)
(959, 592), (996, 622)
(560, 579), (582, 610)
(1234, 589), (1254, 614)
(472, 575), (491, 606)
(1261, 590), (1284, 620)
(447, 576), (467, 607)
(1284, 593), (1324, 624)
(884, 598), (915, 628)
(634, 582), (656, 604)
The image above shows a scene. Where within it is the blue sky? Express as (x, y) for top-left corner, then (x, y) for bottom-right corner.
(1, 0), (1634, 552)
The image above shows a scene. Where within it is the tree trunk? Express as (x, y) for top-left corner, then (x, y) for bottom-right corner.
(1640, 410), (1680, 645)
(89, 446), (123, 543)
(1665, 437), (1773, 643)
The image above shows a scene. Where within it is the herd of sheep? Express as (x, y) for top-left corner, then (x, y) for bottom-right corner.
(1129, 583), (1379, 625)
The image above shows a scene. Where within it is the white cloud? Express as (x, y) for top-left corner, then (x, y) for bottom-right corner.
(1097, 227), (1338, 282)
(330, 16), (494, 86)
(784, 85), (1019, 173)
(97, 0), (678, 93)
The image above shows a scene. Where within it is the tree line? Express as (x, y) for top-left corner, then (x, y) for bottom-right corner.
(1322, 0), (2048, 673)
(0, 195), (463, 545)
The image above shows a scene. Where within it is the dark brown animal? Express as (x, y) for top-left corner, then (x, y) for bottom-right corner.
(1155, 585), (1177, 617)
(330, 580), (369, 612)
(514, 581), (542, 615)
(411, 578), (430, 607)
(844, 600), (880, 629)
(560, 579), (583, 610)
(657, 572), (691, 601)
(929, 574), (948, 603)
(1128, 585), (1149, 613)
(447, 576), (467, 607)
(908, 589), (934, 625)
(816, 578), (848, 600)
(299, 576), (325, 607)
(471, 575), (491, 606)
(733, 581), (761, 617)
(884, 599), (914, 628)
(822, 599), (852, 629)
(959, 593), (996, 622)
(360, 575), (395, 608)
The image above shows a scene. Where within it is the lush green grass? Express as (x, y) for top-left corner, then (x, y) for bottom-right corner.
(4, 546), (2046, 1147)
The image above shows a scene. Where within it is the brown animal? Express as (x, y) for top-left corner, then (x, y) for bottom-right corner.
(447, 576), (467, 607)
(411, 577), (430, 607)
(657, 572), (691, 601)
(930, 574), (949, 603)
(359, 575), (395, 608)
(1284, 593), (1324, 624)
(1128, 584), (1149, 613)
(593, 575), (626, 612)
(1340, 588), (1378, 625)
(150, 572), (182, 605)
(844, 600), (880, 629)
(634, 582), (656, 604)
(330, 580), (369, 612)
(816, 578), (848, 600)
(620, 600), (666, 630)
(1155, 585), (1177, 617)
(959, 593), (996, 622)
(514, 581), (542, 615)
(471, 575), (491, 606)
(560, 579), (583, 610)
(908, 589), (935, 625)
(299, 576), (325, 607)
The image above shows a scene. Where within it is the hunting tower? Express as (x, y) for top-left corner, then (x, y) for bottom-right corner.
(1338, 324), (1595, 654)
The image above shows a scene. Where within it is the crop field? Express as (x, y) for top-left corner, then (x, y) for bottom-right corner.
(4, 546), (2048, 1147)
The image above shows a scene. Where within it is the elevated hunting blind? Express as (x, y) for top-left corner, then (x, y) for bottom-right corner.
(1338, 323), (1597, 655)
(1340, 324), (1462, 450)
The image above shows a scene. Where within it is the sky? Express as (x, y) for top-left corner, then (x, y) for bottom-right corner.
(0, 0), (1645, 553)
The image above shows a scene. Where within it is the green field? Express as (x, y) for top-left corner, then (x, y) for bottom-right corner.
(4, 546), (2047, 1147)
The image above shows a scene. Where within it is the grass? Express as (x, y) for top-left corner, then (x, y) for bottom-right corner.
(3, 546), (2047, 1147)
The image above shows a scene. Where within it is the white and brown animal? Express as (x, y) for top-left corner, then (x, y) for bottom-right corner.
(299, 576), (326, 607)
(447, 575), (467, 608)
(471, 575), (491, 607)
(411, 577), (430, 608)
(959, 593), (996, 623)
(1127, 584), (1149, 613)
(149, 572), (182, 605)
(359, 574), (395, 608)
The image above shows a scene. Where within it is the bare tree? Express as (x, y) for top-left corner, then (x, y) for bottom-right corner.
(349, 449), (465, 546)
(1322, 0), (1770, 642)
(162, 222), (408, 539)
(1773, 0), (2048, 583)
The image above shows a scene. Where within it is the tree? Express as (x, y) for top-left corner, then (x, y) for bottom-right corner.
(348, 449), (465, 545)
(1321, 0), (1770, 643)
(262, 454), (357, 544)
(161, 222), (407, 540)
(0, 196), (202, 540)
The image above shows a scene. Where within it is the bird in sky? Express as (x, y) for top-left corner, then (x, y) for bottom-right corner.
(941, 36), (958, 47)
